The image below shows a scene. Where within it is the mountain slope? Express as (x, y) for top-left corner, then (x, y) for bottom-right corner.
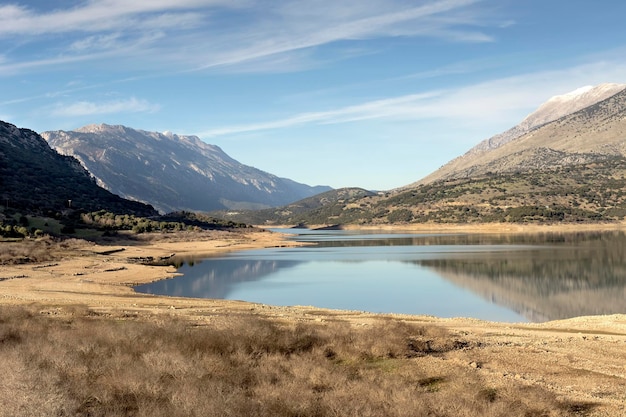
(211, 187), (376, 225)
(435, 86), (626, 180)
(42, 124), (331, 213)
(0, 120), (156, 217)
(418, 83), (626, 185)
(245, 159), (626, 225)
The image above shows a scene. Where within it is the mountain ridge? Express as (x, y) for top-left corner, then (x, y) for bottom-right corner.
(43, 124), (332, 214)
(0, 120), (157, 218)
(439, 86), (626, 180)
(416, 82), (626, 185)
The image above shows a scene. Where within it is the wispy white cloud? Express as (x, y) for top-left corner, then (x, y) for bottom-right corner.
(50, 97), (160, 117)
(398, 57), (504, 81)
(0, 1), (230, 36)
(0, 80), (112, 106)
(0, 0), (497, 76)
(0, 53), (103, 76)
(193, 0), (493, 71)
(197, 58), (626, 138)
(0, 30), (167, 76)
(199, 91), (444, 136)
(69, 33), (123, 52)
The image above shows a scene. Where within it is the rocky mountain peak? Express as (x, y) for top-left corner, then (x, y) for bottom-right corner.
(75, 123), (123, 134)
(415, 83), (626, 186)
(519, 82), (626, 130)
(43, 124), (331, 213)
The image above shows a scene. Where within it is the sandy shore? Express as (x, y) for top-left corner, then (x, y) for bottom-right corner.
(0, 229), (301, 312)
(342, 220), (626, 234)
(1, 226), (626, 414)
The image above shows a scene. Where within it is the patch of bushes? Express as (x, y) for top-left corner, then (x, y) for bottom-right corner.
(78, 210), (248, 234)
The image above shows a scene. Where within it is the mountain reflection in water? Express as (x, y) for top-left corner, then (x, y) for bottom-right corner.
(134, 230), (626, 322)
(413, 231), (626, 322)
(135, 259), (302, 299)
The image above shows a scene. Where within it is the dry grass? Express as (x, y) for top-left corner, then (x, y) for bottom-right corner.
(0, 229), (246, 265)
(0, 236), (90, 265)
(0, 305), (595, 417)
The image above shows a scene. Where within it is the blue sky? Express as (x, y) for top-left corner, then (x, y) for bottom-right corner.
(2, 0), (626, 190)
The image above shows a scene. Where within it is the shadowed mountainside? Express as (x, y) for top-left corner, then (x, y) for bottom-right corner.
(0, 120), (157, 218)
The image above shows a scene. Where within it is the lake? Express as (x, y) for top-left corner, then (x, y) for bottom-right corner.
(134, 229), (626, 322)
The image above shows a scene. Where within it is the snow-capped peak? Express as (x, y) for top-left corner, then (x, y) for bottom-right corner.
(520, 83), (626, 129)
(545, 83), (625, 104)
(547, 85), (594, 103)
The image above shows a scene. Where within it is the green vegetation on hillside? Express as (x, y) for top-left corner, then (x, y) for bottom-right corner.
(0, 120), (252, 239)
(211, 187), (376, 226)
(377, 158), (626, 224)
(79, 210), (248, 234)
(220, 158), (626, 226)
(0, 209), (250, 239)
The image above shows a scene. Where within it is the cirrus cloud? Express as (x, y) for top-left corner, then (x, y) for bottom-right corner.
(50, 97), (160, 117)
(0, 0), (494, 77)
(0, 1), (232, 36)
(197, 57), (626, 139)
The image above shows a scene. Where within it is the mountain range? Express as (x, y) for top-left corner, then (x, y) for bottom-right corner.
(219, 82), (626, 226)
(4, 81), (626, 229)
(0, 120), (156, 219)
(43, 125), (331, 214)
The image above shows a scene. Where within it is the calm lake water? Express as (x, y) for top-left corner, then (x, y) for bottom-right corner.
(134, 229), (626, 322)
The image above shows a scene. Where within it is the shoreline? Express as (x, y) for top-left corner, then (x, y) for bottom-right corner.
(0, 229), (305, 311)
(1, 224), (624, 327)
(303, 220), (626, 234)
(2, 226), (626, 414)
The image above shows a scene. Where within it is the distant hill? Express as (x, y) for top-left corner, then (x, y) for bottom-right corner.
(43, 124), (331, 213)
(0, 120), (156, 218)
(235, 158), (626, 225)
(210, 187), (377, 226)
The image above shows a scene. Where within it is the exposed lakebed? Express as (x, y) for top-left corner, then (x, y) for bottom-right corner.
(134, 229), (626, 322)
